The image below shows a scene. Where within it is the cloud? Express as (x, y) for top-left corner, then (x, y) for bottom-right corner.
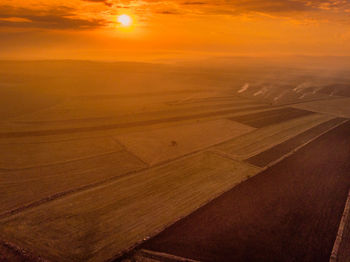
(0, 5), (106, 29)
(1, 0), (349, 31)
(166, 0), (350, 22)
(157, 10), (181, 14)
(182, 1), (207, 5)
(82, 0), (112, 7)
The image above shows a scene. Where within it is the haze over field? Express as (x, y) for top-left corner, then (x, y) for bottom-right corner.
(1, 58), (349, 121)
(1, 0), (350, 262)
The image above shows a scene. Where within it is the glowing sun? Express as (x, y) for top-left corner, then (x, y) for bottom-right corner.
(117, 14), (132, 27)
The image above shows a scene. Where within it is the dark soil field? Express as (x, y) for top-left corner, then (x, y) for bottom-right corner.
(0, 242), (42, 262)
(141, 120), (350, 262)
(229, 107), (314, 128)
(246, 117), (346, 167)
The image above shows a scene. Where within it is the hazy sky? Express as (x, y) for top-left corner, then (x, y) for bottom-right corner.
(0, 0), (350, 60)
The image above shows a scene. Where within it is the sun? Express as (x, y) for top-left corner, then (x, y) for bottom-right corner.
(117, 14), (132, 27)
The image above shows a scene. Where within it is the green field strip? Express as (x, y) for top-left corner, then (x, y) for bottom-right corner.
(0, 151), (260, 262)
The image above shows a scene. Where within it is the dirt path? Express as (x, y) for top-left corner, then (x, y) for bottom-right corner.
(141, 121), (350, 262)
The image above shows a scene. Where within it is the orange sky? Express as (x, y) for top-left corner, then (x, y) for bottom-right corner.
(0, 0), (350, 60)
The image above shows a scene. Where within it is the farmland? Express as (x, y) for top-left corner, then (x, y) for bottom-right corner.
(246, 117), (346, 167)
(229, 107), (314, 128)
(0, 151), (146, 217)
(116, 119), (254, 165)
(214, 113), (334, 160)
(292, 97), (350, 118)
(0, 60), (349, 262)
(140, 121), (350, 262)
(0, 152), (260, 262)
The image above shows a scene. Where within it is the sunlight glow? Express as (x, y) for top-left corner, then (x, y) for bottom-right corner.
(117, 14), (132, 27)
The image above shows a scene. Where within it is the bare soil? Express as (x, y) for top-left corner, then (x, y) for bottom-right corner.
(141, 121), (350, 262)
(246, 117), (346, 167)
(229, 107), (314, 128)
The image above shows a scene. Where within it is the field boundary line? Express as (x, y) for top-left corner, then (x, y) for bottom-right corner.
(138, 249), (200, 262)
(0, 129), (254, 219)
(0, 163), (148, 220)
(330, 189), (350, 262)
(0, 149), (126, 172)
(9, 103), (267, 125)
(110, 155), (261, 262)
(260, 119), (349, 170)
(210, 113), (334, 160)
(114, 120), (350, 261)
(0, 146), (240, 219)
(280, 95), (347, 107)
(208, 149), (262, 171)
(0, 240), (50, 262)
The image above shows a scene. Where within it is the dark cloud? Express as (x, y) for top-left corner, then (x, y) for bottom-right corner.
(233, 0), (311, 13)
(177, 0), (350, 16)
(157, 10), (181, 14)
(182, 1), (207, 5)
(82, 0), (113, 7)
(0, 5), (106, 29)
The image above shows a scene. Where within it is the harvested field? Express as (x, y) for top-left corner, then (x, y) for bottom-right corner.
(8, 93), (181, 122)
(246, 117), (346, 167)
(9, 101), (266, 129)
(0, 107), (269, 146)
(292, 97), (350, 118)
(0, 137), (123, 169)
(229, 107), (314, 128)
(215, 113), (333, 160)
(12, 95), (257, 123)
(0, 151), (146, 216)
(168, 95), (258, 105)
(141, 121), (350, 262)
(0, 152), (260, 262)
(0, 105), (270, 138)
(318, 84), (350, 97)
(116, 119), (255, 165)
